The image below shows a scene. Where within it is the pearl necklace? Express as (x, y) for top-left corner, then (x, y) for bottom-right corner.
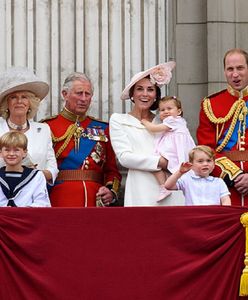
(7, 119), (28, 131)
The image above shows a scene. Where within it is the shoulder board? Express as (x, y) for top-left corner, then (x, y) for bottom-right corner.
(40, 115), (58, 123)
(205, 88), (226, 99)
(88, 115), (109, 124)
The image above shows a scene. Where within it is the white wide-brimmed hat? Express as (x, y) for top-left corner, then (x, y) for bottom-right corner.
(121, 61), (176, 100)
(0, 67), (49, 104)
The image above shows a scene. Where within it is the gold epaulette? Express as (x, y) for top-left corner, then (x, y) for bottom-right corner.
(39, 115), (58, 123)
(204, 89), (226, 100)
(88, 115), (109, 124)
(215, 156), (243, 180)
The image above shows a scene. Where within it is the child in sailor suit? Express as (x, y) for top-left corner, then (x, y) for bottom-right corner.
(0, 131), (50, 207)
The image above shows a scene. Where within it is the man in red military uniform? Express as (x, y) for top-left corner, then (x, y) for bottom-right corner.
(43, 72), (121, 207)
(197, 48), (248, 206)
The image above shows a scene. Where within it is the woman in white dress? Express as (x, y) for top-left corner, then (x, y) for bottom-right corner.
(0, 67), (58, 184)
(110, 62), (184, 206)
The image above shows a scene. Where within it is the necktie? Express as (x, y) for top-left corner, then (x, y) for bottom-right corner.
(7, 199), (17, 207)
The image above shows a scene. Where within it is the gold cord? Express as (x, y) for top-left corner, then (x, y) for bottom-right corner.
(203, 98), (246, 152)
(203, 98), (244, 124)
(52, 124), (78, 159)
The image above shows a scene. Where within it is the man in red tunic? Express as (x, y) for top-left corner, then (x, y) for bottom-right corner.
(43, 72), (121, 207)
(197, 48), (248, 206)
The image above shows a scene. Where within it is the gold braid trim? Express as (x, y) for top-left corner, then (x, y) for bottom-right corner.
(51, 124), (78, 159)
(203, 98), (246, 152)
(203, 97), (244, 124)
(216, 102), (245, 152)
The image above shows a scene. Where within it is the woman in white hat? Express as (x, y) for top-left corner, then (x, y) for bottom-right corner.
(110, 62), (184, 206)
(0, 67), (58, 183)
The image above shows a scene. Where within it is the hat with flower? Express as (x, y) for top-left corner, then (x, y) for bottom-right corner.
(121, 61), (176, 100)
(0, 66), (49, 104)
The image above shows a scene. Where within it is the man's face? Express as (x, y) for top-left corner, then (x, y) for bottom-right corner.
(224, 52), (248, 91)
(63, 80), (93, 116)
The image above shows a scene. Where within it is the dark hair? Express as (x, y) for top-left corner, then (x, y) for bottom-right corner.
(223, 48), (248, 68)
(128, 76), (161, 111)
(159, 96), (183, 116)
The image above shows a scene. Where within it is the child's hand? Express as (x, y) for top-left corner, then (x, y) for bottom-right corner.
(179, 162), (192, 174)
(141, 119), (147, 125)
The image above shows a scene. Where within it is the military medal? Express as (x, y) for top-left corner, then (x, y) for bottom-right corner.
(83, 126), (108, 142)
(238, 104), (248, 151)
(74, 125), (84, 152)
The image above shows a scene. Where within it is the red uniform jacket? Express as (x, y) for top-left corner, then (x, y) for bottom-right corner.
(44, 109), (121, 207)
(197, 85), (248, 206)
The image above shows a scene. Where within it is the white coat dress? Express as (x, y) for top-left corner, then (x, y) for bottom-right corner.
(0, 118), (58, 183)
(109, 113), (184, 206)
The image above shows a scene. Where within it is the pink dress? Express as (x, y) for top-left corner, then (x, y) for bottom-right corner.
(154, 116), (196, 173)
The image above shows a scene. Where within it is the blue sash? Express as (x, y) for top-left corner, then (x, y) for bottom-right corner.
(59, 120), (108, 170)
(217, 102), (248, 150)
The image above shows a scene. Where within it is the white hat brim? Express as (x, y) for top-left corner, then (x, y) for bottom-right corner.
(0, 81), (49, 104)
(121, 61), (176, 100)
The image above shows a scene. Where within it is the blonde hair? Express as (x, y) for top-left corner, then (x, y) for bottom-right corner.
(0, 131), (28, 150)
(0, 91), (40, 120)
(189, 145), (215, 163)
(159, 96), (183, 116)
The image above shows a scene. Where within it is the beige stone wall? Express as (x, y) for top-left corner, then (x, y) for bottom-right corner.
(170, 0), (248, 141)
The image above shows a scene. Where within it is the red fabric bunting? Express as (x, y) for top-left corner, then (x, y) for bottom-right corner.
(0, 206), (248, 300)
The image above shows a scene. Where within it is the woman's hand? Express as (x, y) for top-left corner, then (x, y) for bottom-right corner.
(141, 119), (149, 125)
(42, 170), (53, 182)
(158, 156), (168, 170)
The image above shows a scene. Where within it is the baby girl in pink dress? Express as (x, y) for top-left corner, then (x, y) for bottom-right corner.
(142, 96), (195, 201)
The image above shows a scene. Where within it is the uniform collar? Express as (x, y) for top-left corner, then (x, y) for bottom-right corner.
(227, 85), (248, 98)
(60, 107), (87, 122)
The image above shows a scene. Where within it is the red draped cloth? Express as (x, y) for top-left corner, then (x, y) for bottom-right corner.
(0, 206), (248, 300)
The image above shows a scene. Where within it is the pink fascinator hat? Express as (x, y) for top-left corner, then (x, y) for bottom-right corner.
(121, 61), (176, 100)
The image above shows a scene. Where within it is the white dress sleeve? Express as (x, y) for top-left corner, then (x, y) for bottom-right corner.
(27, 122), (59, 184)
(44, 124), (59, 184)
(109, 113), (160, 171)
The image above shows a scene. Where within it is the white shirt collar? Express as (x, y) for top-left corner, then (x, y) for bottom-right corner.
(189, 170), (215, 181)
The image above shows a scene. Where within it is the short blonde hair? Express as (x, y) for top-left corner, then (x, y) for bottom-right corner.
(0, 91), (40, 120)
(189, 145), (215, 163)
(0, 131), (28, 150)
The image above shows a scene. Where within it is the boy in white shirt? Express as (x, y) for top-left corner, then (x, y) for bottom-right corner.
(164, 145), (231, 206)
(0, 131), (51, 207)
